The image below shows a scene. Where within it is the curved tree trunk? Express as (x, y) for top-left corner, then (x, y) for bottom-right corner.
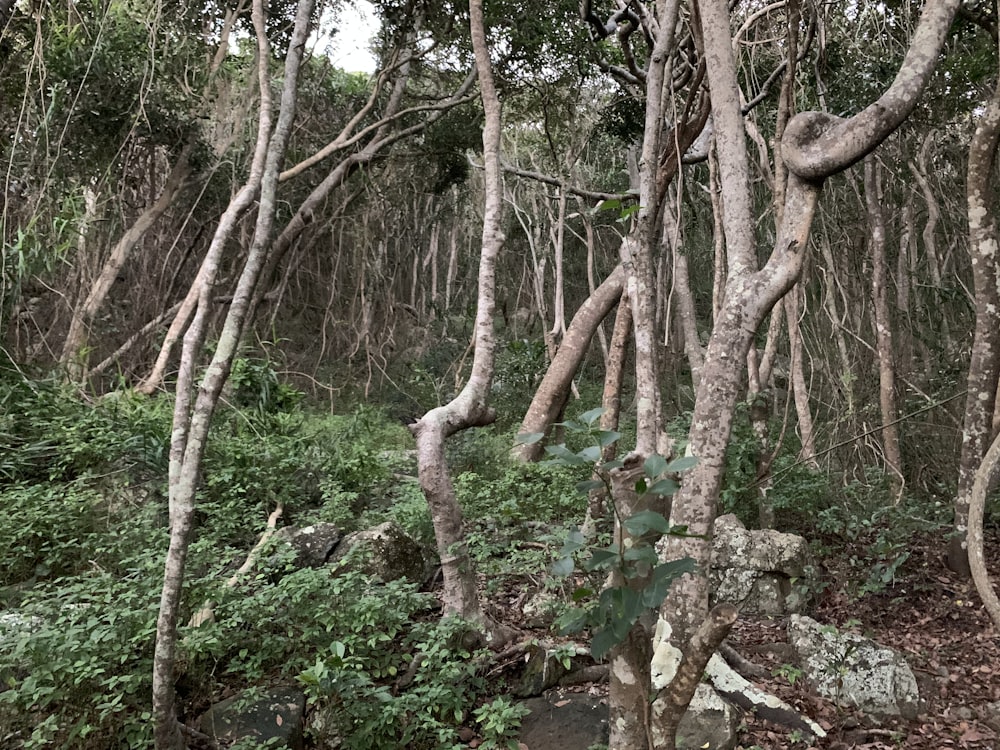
(970, 429), (1000, 629)
(649, 0), (960, 743)
(407, 0), (510, 640)
(513, 264), (624, 461)
(950, 65), (1000, 577)
(61, 145), (192, 381)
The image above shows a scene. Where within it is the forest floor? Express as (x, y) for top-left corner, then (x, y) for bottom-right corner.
(486, 529), (1000, 750)
(733, 530), (1000, 750)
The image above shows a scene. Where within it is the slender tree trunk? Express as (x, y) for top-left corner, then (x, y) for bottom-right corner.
(864, 157), (904, 499)
(587, 291), (631, 525)
(786, 284), (818, 467)
(151, 2), (314, 745)
(61, 145), (192, 381)
(950, 65), (1000, 577)
(606, 0), (682, 741)
(408, 0), (511, 641)
(513, 265), (625, 461)
(970, 428), (1000, 628)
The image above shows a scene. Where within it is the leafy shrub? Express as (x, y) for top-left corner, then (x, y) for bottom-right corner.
(299, 615), (488, 750)
(455, 461), (585, 525)
(0, 567), (161, 749)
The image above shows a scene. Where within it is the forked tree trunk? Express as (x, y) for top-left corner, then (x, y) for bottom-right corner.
(649, 0), (960, 743)
(151, 1), (314, 745)
(407, 0), (510, 638)
(951, 66), (1000, 577)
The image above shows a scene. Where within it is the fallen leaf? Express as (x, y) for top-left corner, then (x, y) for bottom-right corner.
(275, 715), (283, 727)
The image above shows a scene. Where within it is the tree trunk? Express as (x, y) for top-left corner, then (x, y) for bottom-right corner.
(513, 265), (624, 461)
(649, 0), (959, 740)
(786, 284), (818, 467)
(950, 67), (1000, 577)
(151, 1), (314, 745)
(864, 157), (904, 500)
(407, 0), (510, 639)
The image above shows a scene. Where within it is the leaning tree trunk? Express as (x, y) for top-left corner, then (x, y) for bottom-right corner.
(150, 1), (314, 746)
(649, 0), (961, 743)
(951, 63), (1000, 577)
(60, 144), (192, 382)
(513, 265), (624, 461)
(407, 0), (509, 639)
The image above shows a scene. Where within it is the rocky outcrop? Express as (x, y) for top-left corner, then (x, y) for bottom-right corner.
(271, 523), (342, 568)
(788, 614), (920, 719)
(711, 514), (812, 615)
(330, 520), (435, 584)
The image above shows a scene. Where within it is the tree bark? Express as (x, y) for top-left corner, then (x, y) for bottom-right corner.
(951, 64), (1000, 577)
(650, 0), (958, 742)
(407, 0), (510, 639)
(61, 144), (193, 381)
(864, 157), (905, 499)
(151, 1), (314, 745)
(513, 265), (625, 461)
(969, 429), (1000, 629)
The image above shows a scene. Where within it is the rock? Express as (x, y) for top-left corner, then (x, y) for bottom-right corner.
(199, 686), (306, 750)
(710, 514), (812, 615)
(519, 686), (739, 750)
(512, 643), (572, 697)
(272, 523), (343, 568)
(674, 683), (741, 750)
(788, 614), (920, 719)
(518, 692), (608, 750)
(521, 591), (560, 629)
(330, 520), (434, 583)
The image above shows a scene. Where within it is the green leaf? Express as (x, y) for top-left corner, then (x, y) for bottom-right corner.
(647, 477), (680, 496)
(572, 587), (593, 602)
(597, 430), (621, 448)
(591, 626), (619, 660)
(551, 556), (575, 577)
(585, 547), (620, 570)
(666, 456), (698, 472)
(576, 479), (605, 493)
(579, 407), (605, 425)
(643, 454), (669, 478)
(544, 444), (589, 466)
(651, 558), (697, 584)
(579, 445), (601, 462)
(601, 459), (624, 471)
(593, 198), (622, 214)
(635, 478), (647, 494)
(557, 608), (590, 635)
(623, 510), (671, 536)
(514, 432), (545, 446)
(623, 546), (658, 565)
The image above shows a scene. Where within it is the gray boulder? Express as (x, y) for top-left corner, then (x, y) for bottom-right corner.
(272, 523), (343, 568)
(711, 514), (812, 615)
(788, 614), (920, 719)
(199, 686), (306, 750)
(331, 520), (434, 584)
(676, 684), (741, 750)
